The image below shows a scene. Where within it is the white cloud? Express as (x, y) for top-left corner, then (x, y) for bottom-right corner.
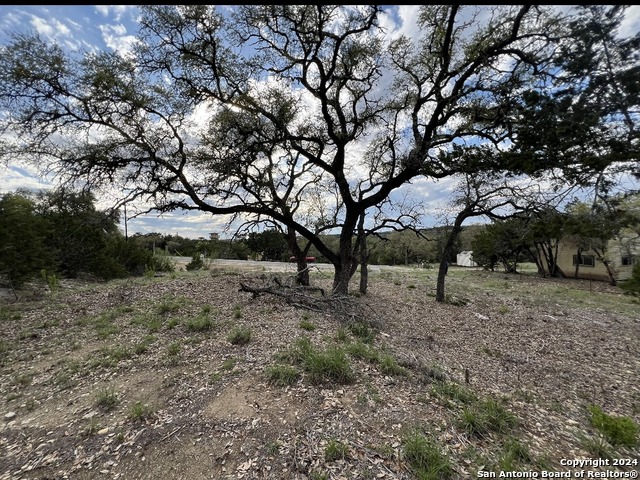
(0, 165), (53, 194)
(619, 5), (640, 38)
(94, 6), (134, 22)
(99, 23), (138, 55)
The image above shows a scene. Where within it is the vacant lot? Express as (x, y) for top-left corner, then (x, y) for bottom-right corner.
(1, 264), (638, 479)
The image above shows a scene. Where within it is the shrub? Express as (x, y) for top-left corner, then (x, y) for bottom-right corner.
(228, 327), (252, 345)
(186, 253), (204, 271)
(588, 404), (638, 447)
(620, 262), (640, 297)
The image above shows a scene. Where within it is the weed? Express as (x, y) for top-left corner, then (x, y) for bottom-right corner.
(431, 381), (477, 405)
(345, 341), (379, 363)
(299, 320), (316, 331)
(0, 340), (10, 366)
(11, 372), (34, 388)
(349, 322), (376, 343)
(324, 438), (349, 462)
(379, 354), (408, 376)
(402, 430), (453, 479)
(459, 398), (518, 438)
(156, 295), (185, 315)
(305, 346), (354, 385)
(233, 305), (243, 319)
(498, 437), (532, 470)
(166, 318), (180, 329)
(588, 404), (638, 447)
(266, 364), (300, 386)
(134, 335), (156, 354)
(96, 387), (119, 411)
(166, 342), (181, 359)
(51, 371), (77, 391)
(186, 313), (215, 332)
(85, 417), (100, 436)
(129, 401), (155, 422)
(335, 327), (350, 343)
(221, 357), (236, 371)
(228, 326), (251, 345)
(0, 305), (21, 321)
(266, 441), (281, 456)
(578, 433), (614, 459)
(24, 398), (37, 412)
(498, 305), (510, 314)
(309, 473), (328, 480)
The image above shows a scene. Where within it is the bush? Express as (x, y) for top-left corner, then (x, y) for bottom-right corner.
(588, 404), (638, 447)
(620, 262), (640, 297)
(186, 253), (204, 271)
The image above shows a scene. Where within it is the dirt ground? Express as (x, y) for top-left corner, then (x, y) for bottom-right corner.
(1, 265), (638, 479)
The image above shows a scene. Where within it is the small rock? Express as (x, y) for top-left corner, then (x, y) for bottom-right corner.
(4, 412), (16, 421)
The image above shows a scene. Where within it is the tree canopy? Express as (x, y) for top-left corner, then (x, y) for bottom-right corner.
(0, 5), (638, 295)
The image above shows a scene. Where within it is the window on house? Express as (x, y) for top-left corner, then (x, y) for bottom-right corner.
(573, 254), (595, 267)
(621, 256), (636, 266)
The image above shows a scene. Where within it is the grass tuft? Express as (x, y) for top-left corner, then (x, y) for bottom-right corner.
(402, 430), (453, 479)
(588, 404), (638, 447)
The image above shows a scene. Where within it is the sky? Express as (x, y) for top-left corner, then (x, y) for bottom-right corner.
(1, 5), (639, 239)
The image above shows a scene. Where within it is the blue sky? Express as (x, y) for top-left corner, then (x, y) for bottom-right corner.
(1, 6), (639, 239)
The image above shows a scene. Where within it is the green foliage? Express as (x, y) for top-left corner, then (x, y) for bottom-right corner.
(620, 262), (640, 297)
(431, 381), (478, 405)
(348, 321), (376, 343)
(227, 326), (251, 345)
(402, 430), (453, 480)
(379, 354), (408, 376)
(588, 404), (638, 447)
(304, 346), (353, 385)
(459, 398), (518, 438)
(0, 191), (53, 287)
(345, 341), (380, 363)
(298, 319), (316, 331)
(95, 387), (119, 411)
(266, 364), (300, 386)
(186, 313), (215, 332)
(129, 401), (155, 421)
(497, 437), (532, 471)
(280, 337), (354, 385)
(324, 438), (349, 462)
(185, 253), (204, 271)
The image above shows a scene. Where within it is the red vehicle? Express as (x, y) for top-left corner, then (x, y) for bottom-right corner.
(289, 256), (316, 263)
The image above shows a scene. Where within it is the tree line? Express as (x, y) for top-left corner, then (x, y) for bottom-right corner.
(0, 5), (638, 299)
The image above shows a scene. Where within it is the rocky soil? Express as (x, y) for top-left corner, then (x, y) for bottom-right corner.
(1, 265), (638, 479)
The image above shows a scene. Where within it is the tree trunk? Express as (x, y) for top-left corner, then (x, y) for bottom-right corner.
(435, 258), (449, 302)
(593, 247), (617, 286)
(435, 220), (464, 303)
(286, 227), (309, 286)
(574, 248), (582, 278)
(357, 214), (369, 295)
(332, 262), (352, 296)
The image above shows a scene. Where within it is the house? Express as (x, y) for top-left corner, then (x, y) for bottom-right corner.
(456, 250), (477, 267)
(540, 235), (637, 283)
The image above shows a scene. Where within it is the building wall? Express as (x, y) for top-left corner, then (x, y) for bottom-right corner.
(456, 251), (477, 267)
(546, 237), (636, 282)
